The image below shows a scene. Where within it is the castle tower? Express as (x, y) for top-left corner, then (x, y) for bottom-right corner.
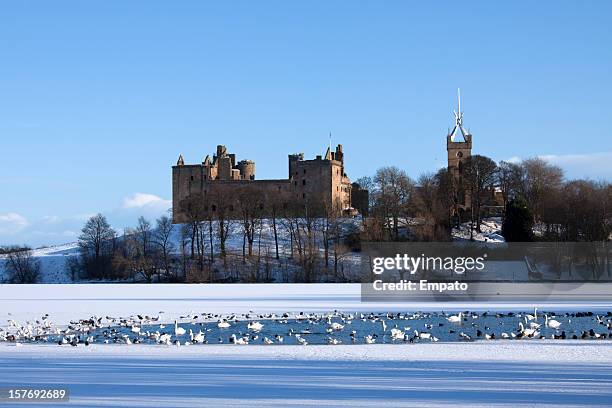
(288, 153), (304, 179)
(446, 89), (472, 208)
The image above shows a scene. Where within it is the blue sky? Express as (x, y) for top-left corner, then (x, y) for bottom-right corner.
(1, 1), (610, 246)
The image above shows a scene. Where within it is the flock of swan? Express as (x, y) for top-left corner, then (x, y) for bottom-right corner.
(1, 308), (611, 347)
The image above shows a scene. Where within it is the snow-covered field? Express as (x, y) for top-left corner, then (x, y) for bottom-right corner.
(1, 341), (611, 407)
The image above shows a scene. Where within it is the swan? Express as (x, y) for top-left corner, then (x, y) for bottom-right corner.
(525, 307), (538, 321)
(364, 335), (376, 344)
(528, 319), (541, 329)
(217, 320), (231, 329)
(545, 315), (562, 329)
(247, 321), (264, 331)
(263, 337), (273, 344)
(518, 322), (538, 337)
(190, 329), (205, 343)
(447, 312), (463, 323)
(391, 328), (405, 340)
(329, 322), (344, 331)
(174, 321), (186, 336)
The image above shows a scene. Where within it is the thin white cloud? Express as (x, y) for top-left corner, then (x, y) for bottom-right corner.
(538, 152), (612, 166)
(121, 193), (171, 210)
(41, 215), (61, 224)
(41, 214), (95, 224)
(504, 152), (612, 180)
(0, 212), (29, 234)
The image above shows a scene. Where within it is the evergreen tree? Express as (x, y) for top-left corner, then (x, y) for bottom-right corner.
(501, 199), (534, 242)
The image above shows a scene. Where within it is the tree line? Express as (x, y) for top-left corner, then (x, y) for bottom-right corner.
(357, 156), (611, 243)
(70, 196), (361, 283)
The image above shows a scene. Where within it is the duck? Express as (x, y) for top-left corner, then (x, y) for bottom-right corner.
(230, 334), (248, 345)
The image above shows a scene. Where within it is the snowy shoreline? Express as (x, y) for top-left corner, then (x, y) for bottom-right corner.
(3, 340), (612, 362)
(2, 283), (611, 327)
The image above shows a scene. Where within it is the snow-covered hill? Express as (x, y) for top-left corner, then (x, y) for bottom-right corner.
(0, 243), (78, 283)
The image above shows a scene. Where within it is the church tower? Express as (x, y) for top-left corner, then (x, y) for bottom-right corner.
(446, 89), (472, 209)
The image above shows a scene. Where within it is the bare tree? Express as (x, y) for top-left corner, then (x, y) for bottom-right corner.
(4, 247), (40, 283)
(154, 214), (175, 281)
(179, 194), (209, 271)
(271, 202), (280, 260)
(237, 187), (262, 261)
(212, 190), (234, 260)
(371, 166), (415, 240)
(413, 172), (451, 241)
(178, 224), (191, 281)
(497, 161), (523, 213)
(134, 216), (157, 282)
(78, 213), (116, 279)
(462, 155), (498, 237)
(519, 158), (564, 222)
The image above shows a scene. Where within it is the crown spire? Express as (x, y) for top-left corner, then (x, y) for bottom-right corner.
(449, 88), (470, 142)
